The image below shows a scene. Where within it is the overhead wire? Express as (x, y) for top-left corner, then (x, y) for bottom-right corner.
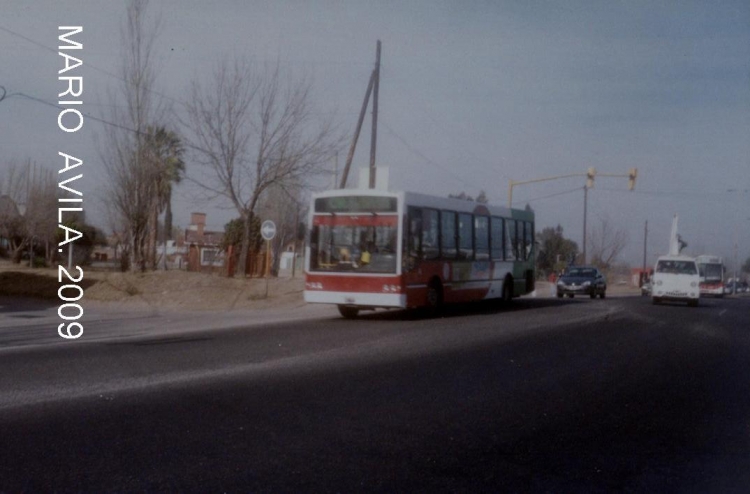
(381, 121), (489, 193)
(0, 23), (188, 109)
(514, 186), (582, 206)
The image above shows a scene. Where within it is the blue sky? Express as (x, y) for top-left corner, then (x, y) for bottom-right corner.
(1, 1), (748, 268)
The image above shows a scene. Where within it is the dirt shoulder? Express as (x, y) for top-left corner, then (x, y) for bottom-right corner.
(0, 261), (305, 312)
(2, 260), (641, 312)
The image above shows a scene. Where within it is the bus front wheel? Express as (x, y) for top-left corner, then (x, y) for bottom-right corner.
(338, 305), (360, 319)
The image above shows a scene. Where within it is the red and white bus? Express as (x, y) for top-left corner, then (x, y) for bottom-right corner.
(696, 254), (724, 297)
(304, 189), (536, 317)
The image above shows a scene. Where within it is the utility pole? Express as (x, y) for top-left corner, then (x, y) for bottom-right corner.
(369, 40), (381, 189)
(642, 220), (648, 275)
(508, 167), (636, 266)
(582, 186), (588, 265)
(339, 40), (381, 190)
(333, 152), (339, 189)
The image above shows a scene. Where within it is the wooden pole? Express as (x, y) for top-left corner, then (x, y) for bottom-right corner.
(369, 40), (381, 189)
(642, 220), (648, 274)
(339, 71), (375, 189)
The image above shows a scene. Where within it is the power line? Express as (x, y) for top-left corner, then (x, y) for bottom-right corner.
(0, 23), (186, 108)
(391, 76), (510, 183)
(6, 90), (151, 137)
(598, 186), (748, 198)
(2, 89), (216, 160)
(381, 120), (488, 193)
(516, 186), (582, 205)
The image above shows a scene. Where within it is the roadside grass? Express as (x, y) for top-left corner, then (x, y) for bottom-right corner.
(0, 260), (304, 310)
(0, 271), (97, 299)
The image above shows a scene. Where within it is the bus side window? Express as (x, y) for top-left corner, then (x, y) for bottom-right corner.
(525, 221), (534, 259)
(506, 219), (517, 261)
(491, 217), (504, 261)
(422, 209), (440, 260)
(441, 211), (457, 259)
(458, 213), (474, 260)
(475, 216), (489, 260)
(408, 207), (422, 258)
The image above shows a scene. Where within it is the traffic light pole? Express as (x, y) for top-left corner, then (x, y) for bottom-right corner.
(583, 185), (588, 265)
(508, 173), (584, 208)
(508, 168), (637, 266)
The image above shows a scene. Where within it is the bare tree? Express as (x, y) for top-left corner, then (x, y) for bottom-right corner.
(256, 183), (307, 274)
(588, 214), (629, 269)
(184, 58), (339, 276)
(0, 160), (57, 264)
(100, 0), (166, 271)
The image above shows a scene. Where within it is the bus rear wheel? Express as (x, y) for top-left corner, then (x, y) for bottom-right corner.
(502, 278), (513, 305)
(425, 279), (444, 316)
(338, 305), (359, 319)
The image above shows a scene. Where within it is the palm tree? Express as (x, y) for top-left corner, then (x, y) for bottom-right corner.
(143, 126), (185, 269)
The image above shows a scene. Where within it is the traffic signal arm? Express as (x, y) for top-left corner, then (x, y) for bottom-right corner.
(628, 167), (638, 190)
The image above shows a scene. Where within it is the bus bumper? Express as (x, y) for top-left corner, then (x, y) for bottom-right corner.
(304, 290), (406, 309)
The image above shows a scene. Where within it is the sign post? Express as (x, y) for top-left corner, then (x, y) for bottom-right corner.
(260, 220), (277, 298)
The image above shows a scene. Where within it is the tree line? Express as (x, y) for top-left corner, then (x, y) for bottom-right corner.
(97, 0), (338, 274)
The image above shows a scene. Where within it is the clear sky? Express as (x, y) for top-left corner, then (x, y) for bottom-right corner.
(1, 1), (749, 269)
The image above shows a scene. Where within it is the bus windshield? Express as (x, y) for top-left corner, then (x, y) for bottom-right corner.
(699, 263), (723, 281)
(309, 217), (398, 274)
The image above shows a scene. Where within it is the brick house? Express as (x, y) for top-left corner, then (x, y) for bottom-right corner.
(185, 212), (225, 272)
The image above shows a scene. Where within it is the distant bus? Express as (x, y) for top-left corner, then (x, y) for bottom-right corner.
(695, 254), (724, 297)
(304, 189), (536, 318)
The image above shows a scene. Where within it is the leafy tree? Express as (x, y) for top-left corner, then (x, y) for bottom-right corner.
(537, 225), (578, 276)
(57, 211), (107, 266)
(742, 257), (750, 274)
(143, 125), (185, 269)
(222, 215), (262, 256)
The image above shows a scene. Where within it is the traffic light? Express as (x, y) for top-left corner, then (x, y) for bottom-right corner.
(586, 167), (596, 189)
(628, 167), (638, 190)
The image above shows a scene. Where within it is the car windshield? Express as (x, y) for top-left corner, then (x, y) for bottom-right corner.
(656, 260), (697, 275)
(566, 268), (596, 277)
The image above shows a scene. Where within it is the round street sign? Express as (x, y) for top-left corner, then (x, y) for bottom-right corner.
(260, 220), (276, 241)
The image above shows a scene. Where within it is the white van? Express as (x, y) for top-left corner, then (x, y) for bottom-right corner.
(651, 255), (700, 306)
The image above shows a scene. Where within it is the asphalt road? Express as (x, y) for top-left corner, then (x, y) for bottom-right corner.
(1, 294), (749, 492)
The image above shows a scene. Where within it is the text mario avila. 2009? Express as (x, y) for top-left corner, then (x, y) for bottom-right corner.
(57, 26), (85, 340)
